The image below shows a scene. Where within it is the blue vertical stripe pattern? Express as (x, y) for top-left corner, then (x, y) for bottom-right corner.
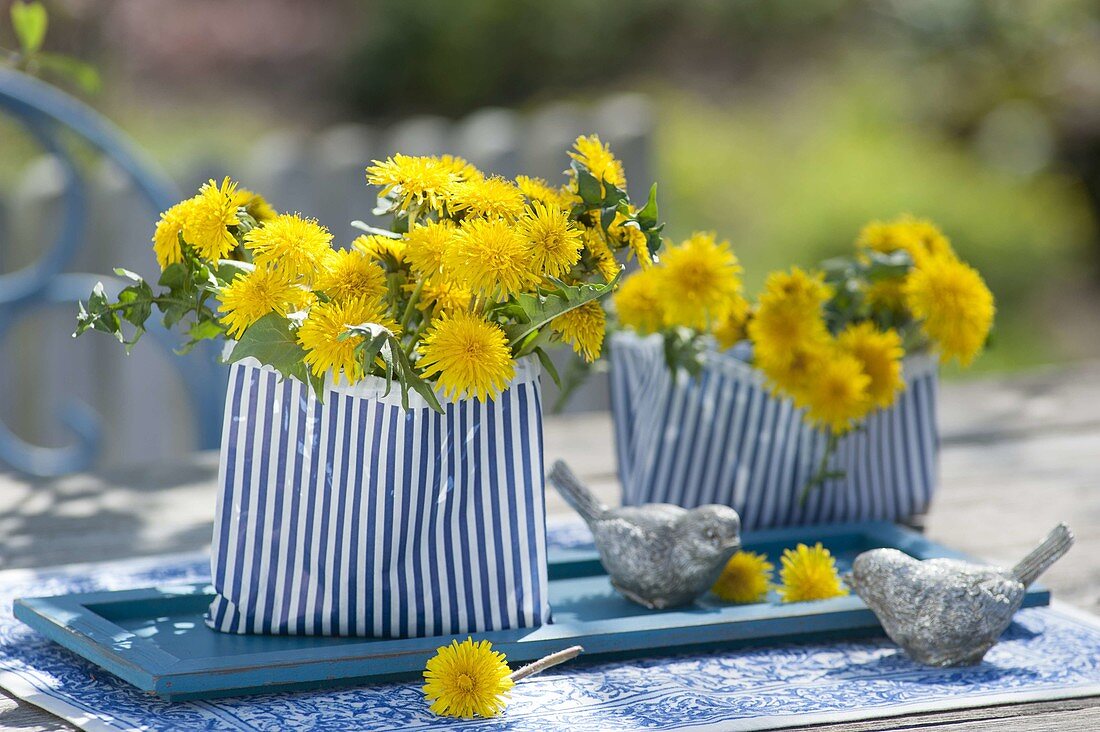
(207, 356), (550, 637)
(609, 333), (939, 530)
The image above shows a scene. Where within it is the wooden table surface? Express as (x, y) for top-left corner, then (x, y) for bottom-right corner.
(2, 361), (1099, 731)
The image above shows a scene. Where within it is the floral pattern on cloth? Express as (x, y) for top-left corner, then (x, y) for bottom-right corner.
(1, 524), (1100, 732)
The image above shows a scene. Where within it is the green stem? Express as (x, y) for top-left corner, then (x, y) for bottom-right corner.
(799, 430), (840, 506)
(386, 273), (403, 321)
(104, 295), (193, 313)
(403, 318), (431, 358)
(399, 278), (425, 332)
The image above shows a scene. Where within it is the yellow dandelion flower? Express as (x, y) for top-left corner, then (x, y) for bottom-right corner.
(182, 177), (240, 261)
(713, 294), (751, 350)
(436, 154), (483, 183)
(625, 227), (652, 268)
(447, 176), (526, 220)
(422, 637), (513, 719)
(756, 339), (831, 407)
(517, 202), (584, 278)
(582, 227), (622, 284)
(353, 233), (408, 270)
(751, 314), (831, 395)
(152, 199), (194, 270)
(801, 350), (872, 434)
(756, 344), (829, 408)
(552, 300), (606, 363)
(856, 219), (923, 262)
(244, 214), (333, 281)
(864, 277), (907, 313)
(759, 267), (832, 309)
(569, 134), (626, 189)
(231, 187), (277, 222)
(405, 220), (457, 278)
(609, 211), (653, 269)
(778, 543), (848, 603)
(315, 248), (387, 303)
(904, 253), (994, 366)
(559, 183), (582, 208)
(216, 266), (308, 339)
(613, 268), (666, 335)
(712, 550), (774, 603)
(366, 154), (456, 212)
(297, 295), (398, 383)
(516, 175), (570, 208)
(838, 322), (905, 409)
(418, 310), (515, 402)
(444, 218), (534, 298)
(898, 214), (954, 261)
(748, 268), (832, 369)
(857, 215), (953, 267)
(417, 277), (472, 315)
(657, 232), (744, 331)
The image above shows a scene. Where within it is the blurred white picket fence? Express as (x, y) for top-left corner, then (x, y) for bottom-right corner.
(0, 94), (654, 471)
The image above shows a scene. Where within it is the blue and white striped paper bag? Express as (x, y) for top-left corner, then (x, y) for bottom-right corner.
(207, 355), (550, 638)
(609, 332), (939, 530)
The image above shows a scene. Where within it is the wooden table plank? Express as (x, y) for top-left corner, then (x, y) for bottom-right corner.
(786, 697), (1100, 731)
(2, 362), (1099, 731)
(0, 701), (70, 732)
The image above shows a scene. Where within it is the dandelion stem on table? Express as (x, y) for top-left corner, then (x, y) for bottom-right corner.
(508, 645), (584, 683)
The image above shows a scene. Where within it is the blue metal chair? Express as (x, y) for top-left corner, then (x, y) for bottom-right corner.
(0, 68), (226, 477)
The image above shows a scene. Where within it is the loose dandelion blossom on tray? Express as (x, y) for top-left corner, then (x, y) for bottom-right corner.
(778, 543), (848, 603)
(712, 551), (774, 604)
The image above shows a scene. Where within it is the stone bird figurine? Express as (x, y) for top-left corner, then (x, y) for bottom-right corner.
(846, 523), (1074, 666)
(547, 460), (741, 609)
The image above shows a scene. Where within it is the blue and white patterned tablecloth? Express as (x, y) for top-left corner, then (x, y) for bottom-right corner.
(3, 524), (1100, 732)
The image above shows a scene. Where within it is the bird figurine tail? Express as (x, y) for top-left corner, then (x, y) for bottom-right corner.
(547, 460), (607, 524)
(1011, 523), (1074, 588)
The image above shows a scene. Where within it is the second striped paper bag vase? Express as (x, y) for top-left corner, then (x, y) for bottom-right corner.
(609, 332), (939, 530)
(207, 355), (551, 638)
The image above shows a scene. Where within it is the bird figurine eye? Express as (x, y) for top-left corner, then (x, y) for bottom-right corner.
(704, 528), (717, 540)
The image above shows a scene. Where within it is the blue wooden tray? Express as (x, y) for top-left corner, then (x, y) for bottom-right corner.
(14, 521), (1049, 701)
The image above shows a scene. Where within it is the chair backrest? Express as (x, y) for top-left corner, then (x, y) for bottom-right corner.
(0, 69), (226, 477)
(0, 70), (654, 477)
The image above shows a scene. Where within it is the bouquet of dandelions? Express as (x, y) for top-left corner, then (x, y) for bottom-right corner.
(75, 135), (662, 408)
(612, 215), (995, 493)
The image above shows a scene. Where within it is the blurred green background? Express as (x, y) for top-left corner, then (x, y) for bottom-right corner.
(4, 0), (1100, 374)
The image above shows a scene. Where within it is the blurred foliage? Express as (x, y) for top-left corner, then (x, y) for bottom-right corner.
(2, 0), (100, 94)
(341, 0), (856, 118)
(343, 0), (652, 117)
(877, 1), (1100, 265)
(4, 0), (1099, 372)
(657, 62), (1096, 369)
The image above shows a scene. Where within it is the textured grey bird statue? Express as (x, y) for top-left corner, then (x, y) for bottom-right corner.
(846, 523), (1074, 666)
(547, 460), (741, 609)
